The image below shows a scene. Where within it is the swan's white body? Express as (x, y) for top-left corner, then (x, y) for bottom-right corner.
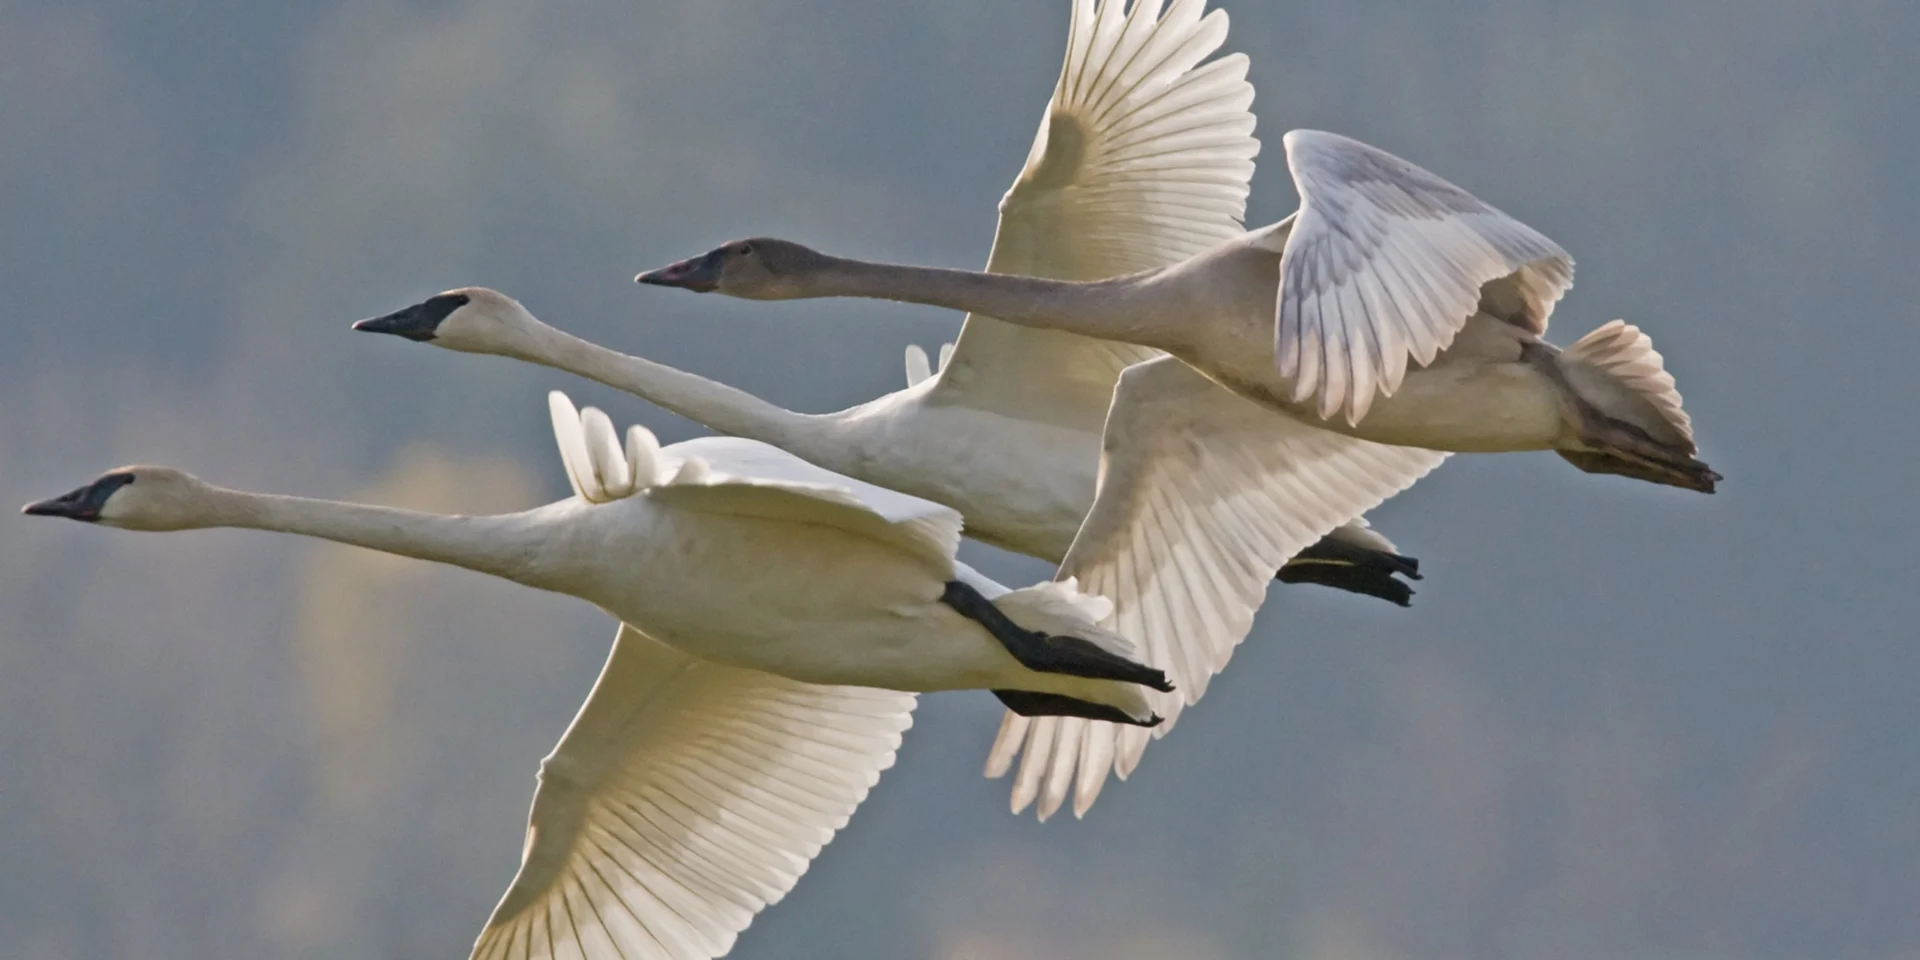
(376, 0), (1440, 822)
(539, 399), (1144, 699)
(23, 392), (1160, 959)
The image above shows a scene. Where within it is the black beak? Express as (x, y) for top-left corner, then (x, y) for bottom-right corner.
(352, 292), (471, 341)
(22, 473), (134, 522)
(635, 249), (724, 293)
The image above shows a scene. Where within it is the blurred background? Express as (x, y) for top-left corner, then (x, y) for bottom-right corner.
(3, 0), (1916, 956)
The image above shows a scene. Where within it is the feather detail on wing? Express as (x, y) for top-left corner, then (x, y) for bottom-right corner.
(929, 0), (1257, 426)
(902, 342), (958, 389)
(982, 358), (1447, 819)
(472, 625), (916, 960)
(1274, 129), (1574, 425)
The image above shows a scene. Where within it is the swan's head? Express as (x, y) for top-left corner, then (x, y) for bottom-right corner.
(23, 467), (215, 531)
(635, 238), (830, 300)
(354, 287), (545, 356)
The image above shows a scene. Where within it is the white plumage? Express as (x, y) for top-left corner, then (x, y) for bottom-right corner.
(988, 359), (1445, 818)
(1275, 129), (1574, 424)
(23, 391), (1169, 959)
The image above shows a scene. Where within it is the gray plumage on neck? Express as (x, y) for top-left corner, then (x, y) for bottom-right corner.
(801, 254), (1189, 354)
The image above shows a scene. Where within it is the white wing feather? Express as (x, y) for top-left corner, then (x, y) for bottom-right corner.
(984, 358), (1447, 819)
(928, 0), (1257, 427)
(1275, 129), (1574, 424)
(903, 344), (934, 387)
(901, 342), (958, 389)
(471, 625), (916, 960)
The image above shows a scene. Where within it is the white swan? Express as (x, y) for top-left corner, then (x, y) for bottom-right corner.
(346, 0), (1421, 606)
(355, 0), (1440, 820)
(22, 391), (1172, 959)
(639, 134), (1718, 494)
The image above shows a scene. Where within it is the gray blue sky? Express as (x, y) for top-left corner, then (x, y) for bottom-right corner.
(3, 0), (1917, 957)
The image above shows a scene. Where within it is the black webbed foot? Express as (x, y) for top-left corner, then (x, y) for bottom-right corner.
(1277, 537), (1421, 606)
(992, 690), (1163, 727)
(942, 580), (1173, 692)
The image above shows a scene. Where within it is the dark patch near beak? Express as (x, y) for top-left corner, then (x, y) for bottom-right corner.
(635, 248), (724, 293)
(22, 472), (135, 522)
(352, 292), (471, 341)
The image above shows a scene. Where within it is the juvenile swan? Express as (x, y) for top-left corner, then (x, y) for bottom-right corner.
(640, 130), (1719, 494)
(23, 392), (1170, 959)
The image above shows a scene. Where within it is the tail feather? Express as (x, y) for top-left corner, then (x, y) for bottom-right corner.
(1562, 320), (1695, 450)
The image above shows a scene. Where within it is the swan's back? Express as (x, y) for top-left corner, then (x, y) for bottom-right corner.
(547, 392), (964, 576)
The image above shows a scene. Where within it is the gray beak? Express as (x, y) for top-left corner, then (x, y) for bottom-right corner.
(635, 249), (725, 293)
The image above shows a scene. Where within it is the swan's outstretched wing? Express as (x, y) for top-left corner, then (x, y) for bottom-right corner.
(1273, 129), (1574, 424)
(929, 0), (1257, 427)
(983, 358), (1447, 820)
(472, 625), (916, 960)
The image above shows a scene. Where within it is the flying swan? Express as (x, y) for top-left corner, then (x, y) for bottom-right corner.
(22, 392), (1172, 959)
(639, 131), (1716, 492)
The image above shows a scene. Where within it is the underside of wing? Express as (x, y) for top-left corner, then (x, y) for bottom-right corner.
(931, 0), (1258, 425)
(984, 358), (1447, 820)
(473, 626), (917, 960)
(1275, 129), (1574, 424)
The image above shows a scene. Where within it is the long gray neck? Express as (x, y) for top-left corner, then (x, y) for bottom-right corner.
(806, 256), (1184, 352)
(512, 320), (833, 458)
(211, 488), (579, 595)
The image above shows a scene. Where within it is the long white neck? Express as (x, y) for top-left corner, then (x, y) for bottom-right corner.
(803, 256), (1188, 353)
(503, 318), (832, 457)
(199, 486), (580, 594)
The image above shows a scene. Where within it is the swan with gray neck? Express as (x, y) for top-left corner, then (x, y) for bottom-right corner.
(638, 133), (1718, 494)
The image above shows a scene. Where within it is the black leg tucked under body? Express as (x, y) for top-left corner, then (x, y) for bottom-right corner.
(940, 580), (1173, 693)
(1276, 537), (1422, 607)
(992, 690), (1164, 727)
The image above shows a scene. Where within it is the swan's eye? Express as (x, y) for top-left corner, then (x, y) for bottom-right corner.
(736, 244), (754, 256)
